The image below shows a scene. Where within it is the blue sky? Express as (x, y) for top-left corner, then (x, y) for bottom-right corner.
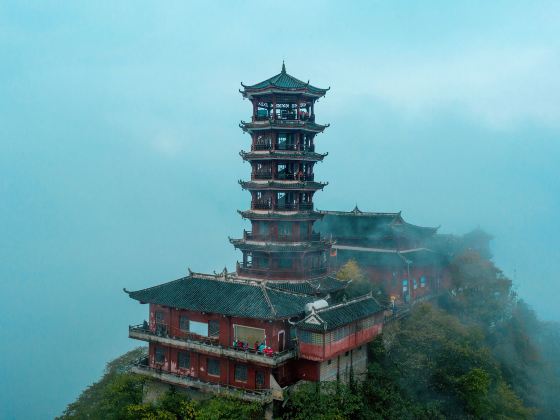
(1, 1), (559, 418)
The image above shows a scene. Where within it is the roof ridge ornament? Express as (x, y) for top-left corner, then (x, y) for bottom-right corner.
(281, 60), (286, 74)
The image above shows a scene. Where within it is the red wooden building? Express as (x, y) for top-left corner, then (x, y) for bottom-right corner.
(315, 207), (450, 305)
(126, 65), (384, 403)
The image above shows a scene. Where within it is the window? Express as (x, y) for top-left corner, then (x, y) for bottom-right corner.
(178, 351), (190, 369)
(179, 315), (189, 332)
(255, 255), (269, 268)
(256, 370), (265, 387)
(234, 325), (265, 345)
(402, 279), (408, 292)
(155, 311), (164, 324)
(299, 222), (309, 240)
(278, 257), (292, 269)
(327, 359), (332, 365)
(155, 311), (167, 335)
(420, 276), (426, 288)
(155, 347), (165, 364)
(235, 364), (248, 382)
(207, 358), (220, 376)
(278, 222), (291, 237)
(356, 317), (375, 331)
(257, 221), (269, 236)
(208, 320), (220, 338)
(332, 325), (351, 342)
(345, 351), (350, 357)
(190, 321), (208, 337)
(299, 330), (323, 344)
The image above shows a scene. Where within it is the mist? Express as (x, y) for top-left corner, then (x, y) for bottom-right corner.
(1, 1), (559, 418)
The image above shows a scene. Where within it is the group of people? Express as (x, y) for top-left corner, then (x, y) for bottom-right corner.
(232, 339), (274, 357)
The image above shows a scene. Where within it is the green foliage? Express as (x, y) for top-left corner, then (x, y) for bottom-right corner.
(123, 392), (261, 420)
(283, 381), (363, 420)
(61, 252), (560, 420)
(441, 250), (514, 327)
(196, 397), (263, 420)
(57, 347), (147, 419)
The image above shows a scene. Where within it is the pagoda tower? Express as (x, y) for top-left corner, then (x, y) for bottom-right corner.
(231, 63), (332, 281)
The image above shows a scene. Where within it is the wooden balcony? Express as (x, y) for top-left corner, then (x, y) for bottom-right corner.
(276, 173), (315, 181)
(250, 202), (314, 211)
(129, 325), (295, 367)
(250, 144), (315, 152)
(252, 144), (273, 151)
(252, 113), (315, 123)
(131, 359), (274, 403)
(236, 263), (328, 280)
(244, 230), (320, 243)
(252, 171), (273, 180)
(252, 201), (273, 210)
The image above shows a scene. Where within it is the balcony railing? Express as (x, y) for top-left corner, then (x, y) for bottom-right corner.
(274, 202), (314, 211)
(275, 202), (296, 210)
(252, 144), (273, 151)
(250, 202), (314, 211)
(250, 144), (315, 152)
(298, 202), (314, 210)
(252, 201), (273, 210)
(236, 263), (328, 279)
(276, 173), (315, 181)
(131, 359), (275, 403)
(252, 113), (315, 123)
(129, 325), (296, 367)
(252, 171), (272, 180)
(243, 230), (319, 243)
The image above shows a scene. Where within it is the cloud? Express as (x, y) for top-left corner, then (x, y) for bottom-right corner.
(345, 46), (560, 129)
(152, 130), (184, 157)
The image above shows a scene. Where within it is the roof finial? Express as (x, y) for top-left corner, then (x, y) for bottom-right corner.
(281, 60), (286, 74)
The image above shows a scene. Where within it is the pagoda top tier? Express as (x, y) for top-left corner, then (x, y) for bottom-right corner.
(241, 62), (329, 99)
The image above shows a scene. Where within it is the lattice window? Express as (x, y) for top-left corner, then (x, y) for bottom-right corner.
(331, 325), (352, 342)
(155, 311), (164, 323)
(178, 351), (190, 369)
(207, 358), (220, 376)
(234, 364), (248, 382)
(208, 320), (220, 338)
(155, 347), (165, 364)
(179, 315), (189, 332)
(356, 317), (376, 331)
(299, 330), (323, 344)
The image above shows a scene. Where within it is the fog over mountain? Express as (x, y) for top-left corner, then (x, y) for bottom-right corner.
(1, 1), (559, 418)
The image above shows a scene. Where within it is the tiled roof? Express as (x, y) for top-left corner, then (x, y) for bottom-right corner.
(315, 207), (438, 244)
(334, 246), (447, 267)
(241, 63), (328, 96)
(266, 276), (348, 295)
(297, 295), (383, 332)
(126, 275), (315, 320)
(238, 210), (323, 221)
(240, 120), (328, 134)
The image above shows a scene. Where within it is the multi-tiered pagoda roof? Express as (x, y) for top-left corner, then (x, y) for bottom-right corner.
(240, 62), (330, 98)
(125, 65), (387, 403)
